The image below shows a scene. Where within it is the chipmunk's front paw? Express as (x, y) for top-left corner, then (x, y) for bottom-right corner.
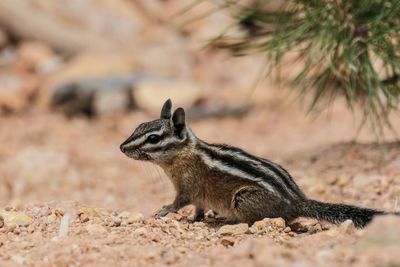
(155, 204), (176, 219)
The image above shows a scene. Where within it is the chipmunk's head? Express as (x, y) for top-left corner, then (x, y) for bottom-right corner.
(120, 99), (192, 164)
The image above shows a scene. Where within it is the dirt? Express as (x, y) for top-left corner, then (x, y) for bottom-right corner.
(1, 96), (400, 267)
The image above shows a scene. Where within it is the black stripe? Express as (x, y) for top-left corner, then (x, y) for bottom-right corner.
(143, 136), (189, 153)
(258, 158), (304, 197)
(197, 143), (297, 200)
(207, 143), (304, 198)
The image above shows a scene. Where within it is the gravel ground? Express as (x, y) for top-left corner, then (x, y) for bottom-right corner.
(1, 98), (400, 267)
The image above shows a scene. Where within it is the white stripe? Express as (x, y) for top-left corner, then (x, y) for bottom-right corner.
(206, 145), (299, 198)
(199, 152), (280, 197)
(125, 129), (165, 148)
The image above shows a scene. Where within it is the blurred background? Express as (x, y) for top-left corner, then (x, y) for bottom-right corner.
(0, 1), (400, 266)
(0, 0), (399, 216)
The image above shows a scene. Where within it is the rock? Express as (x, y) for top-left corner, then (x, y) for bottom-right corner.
(220, 237), (236, 247)
(289, 218), (320, 233)
(126, 213), (144, 224)
(338, 220), (356, 235)
(354, 215), (400, 265)
(252, 218), (270, 232)
(0, 233), (6, 246)
(54, 208), (65, 217)
(252, 218), (286, 232)
(49, 74), (138, 117)
(39, 52), (136, 109)
(0, 71), (39, 113)
(217, 223), (249, 236)
(46, 214), (57, 224)
(164, 212), (182, 221)
(269, 218), (286, 229)
(78, 211), (90, 223)
(0, 26), (8, 48)
(356, 215), (400, 249)
(133, 227), (148, 236)
(0, 210), (32, 227)
(58, 213), (70, 238)
(17, 41), (61, 73)
(118, 211), (131, 219)
(112, 216), (122, 227)
(11, 255), (26, 265)
(86, 224), (107, 235)
(284, 227), (292, 233)
(93, 86), (133, 116)
(133, 79), (202, 116)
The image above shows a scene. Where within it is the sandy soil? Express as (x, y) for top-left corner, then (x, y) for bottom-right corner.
(1, 95), (400, 267)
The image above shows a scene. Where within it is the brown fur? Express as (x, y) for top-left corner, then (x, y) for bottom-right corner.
(121, 99), (387, 228)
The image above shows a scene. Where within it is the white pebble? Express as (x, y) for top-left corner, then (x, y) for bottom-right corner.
(58, 213), (70, 238)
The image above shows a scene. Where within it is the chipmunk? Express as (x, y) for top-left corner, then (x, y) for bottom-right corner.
(120, 99), (385, 228)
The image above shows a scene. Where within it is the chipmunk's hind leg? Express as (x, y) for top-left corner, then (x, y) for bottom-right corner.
(187, 206), (205, 223)
(233, 186), (297, 224)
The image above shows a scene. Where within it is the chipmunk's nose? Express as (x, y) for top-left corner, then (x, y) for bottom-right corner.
(120, 143), (126, 153)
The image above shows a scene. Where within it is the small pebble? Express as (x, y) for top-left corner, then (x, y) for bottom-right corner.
(118, 211), (130, 219)
(46, 214), (57, 224)
(58, 213), (70, 238)
(284, 227), (291, 233)
(133, 227), (148, 236)
(220, 237), (236, 247)
(78, 212), (90, 223)
(217, 223), (249, 236)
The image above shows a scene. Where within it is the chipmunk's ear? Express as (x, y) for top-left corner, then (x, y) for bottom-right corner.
(172, 108), (186, 138)
(160, 99), (172, 119)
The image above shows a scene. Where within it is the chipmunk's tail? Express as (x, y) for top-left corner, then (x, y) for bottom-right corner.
(301, 199), (385, 228)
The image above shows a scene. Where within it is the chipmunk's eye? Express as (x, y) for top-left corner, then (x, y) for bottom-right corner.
(146, 134), (161, 144)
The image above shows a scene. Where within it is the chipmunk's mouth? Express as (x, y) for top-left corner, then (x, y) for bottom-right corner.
(121, 148), (152, 161)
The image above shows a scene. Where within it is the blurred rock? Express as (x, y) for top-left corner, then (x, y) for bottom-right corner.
(0, 26), (8, 48)
(251, 217), (286, 233)
(0, 210), (32, 227)
(354, 215), (400, 266)
(58, 213), (70, 238)
(0, 0), (142, 53)
(269, 218), (286, 229)
(49, 74), (141, 117)
(39, 52), (137, 108)
(78, 211), (90, 223)
(93, 86), (133, 116)
(289, 218), (321, 233)
(325, 220), (357, 237)
(86, 223), (108, 236)
(16, 41), (62, 74)
(217, 223), (249, 236)
(126, 213), (144, 224)
(117, 211), (131, 219)
(0, 0), (193, 78)
(356, 215), (400, 249)
(220, 237), (236, 247)
(134, 79), (202, 115)
(133, 227), (148, 236)
(164, 212), (183, 221)
(0, 71), (39, 113)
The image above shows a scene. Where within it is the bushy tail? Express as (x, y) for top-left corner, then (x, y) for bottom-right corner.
(301, 199), (385, 228)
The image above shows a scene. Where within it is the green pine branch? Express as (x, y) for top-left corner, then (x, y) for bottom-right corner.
(208, 0), (400, 136)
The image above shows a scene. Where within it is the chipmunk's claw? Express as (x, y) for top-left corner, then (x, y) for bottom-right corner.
(155, 204), (176, 219)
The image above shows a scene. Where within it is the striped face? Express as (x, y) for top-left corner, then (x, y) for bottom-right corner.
(120, 99), (189, 163)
